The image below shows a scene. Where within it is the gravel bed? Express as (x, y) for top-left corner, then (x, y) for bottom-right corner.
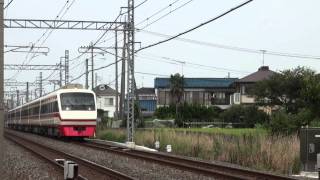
(8, 130), (215, 180)
(1, 138), (63, 180)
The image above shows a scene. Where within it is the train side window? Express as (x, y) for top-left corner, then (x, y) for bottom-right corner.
(41, 104), (46, 114)
(53, 101), (58, 112)
(29, 108), (32, 116)
(34, 106), (39, 114)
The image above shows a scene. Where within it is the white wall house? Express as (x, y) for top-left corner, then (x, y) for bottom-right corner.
(93, 84), (118, 118)
(231, 66), (275, 105)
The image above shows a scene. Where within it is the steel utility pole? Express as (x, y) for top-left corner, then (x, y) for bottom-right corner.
(39, 72), (43, 97)
(115, 30), (119, 120)
(65, 50), (69, 86)
(26, 82), (29, 103)
(85, 59), (89, 89)
(126, 0), (136, 143)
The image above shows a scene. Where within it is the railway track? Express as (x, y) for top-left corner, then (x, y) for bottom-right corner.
(76, 140), (298, 180)
(4, 130), (135, 180)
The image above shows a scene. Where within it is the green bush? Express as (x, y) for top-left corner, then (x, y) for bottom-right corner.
(268, 108), (314, 135)
(154, 105), (176, 119)
(220, 105), (269, 128)
(268, 110), (294, 135)
(155, 104), (222, 127)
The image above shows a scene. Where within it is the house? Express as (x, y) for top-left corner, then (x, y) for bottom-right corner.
(93, 84), (118, 118)
(136, 87), (157, 117)
(154, 78), (238, 109)
(231, 66), (276, 105)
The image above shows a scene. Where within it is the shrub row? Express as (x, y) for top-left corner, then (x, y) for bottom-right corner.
(155, 104), (269, 128)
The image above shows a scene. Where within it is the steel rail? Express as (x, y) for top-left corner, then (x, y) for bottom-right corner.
(4, 130), (135, 180)
(79, 140), (298, 180)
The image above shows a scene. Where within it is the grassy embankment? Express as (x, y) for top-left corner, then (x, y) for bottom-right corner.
(97, 128), (300, 175)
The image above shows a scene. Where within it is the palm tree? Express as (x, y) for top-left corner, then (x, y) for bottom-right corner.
(169, 73), (185, 121)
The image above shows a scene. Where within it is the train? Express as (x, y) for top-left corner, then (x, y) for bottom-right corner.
(6, 86), (97, 137)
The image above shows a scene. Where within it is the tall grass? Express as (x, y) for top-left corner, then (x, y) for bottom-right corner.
(97, 128), (300, 175)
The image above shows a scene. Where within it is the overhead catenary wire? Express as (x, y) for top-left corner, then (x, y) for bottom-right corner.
(138, 0), (194, 30)
(136, 0), (254, 53)
(8, 0), (75, 80)
(97, 0), (190, 46)
(4, 0), (14, 9)
(70, 59), (121, 83)
(70, 49), (123, 83)
(136, 0), (181, 26)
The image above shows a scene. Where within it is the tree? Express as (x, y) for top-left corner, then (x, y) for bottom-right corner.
(252, 67), (314, 114)
(301, 73), (320, 117)
(251, 66), (320, 133)
(169, 73), (184, 125)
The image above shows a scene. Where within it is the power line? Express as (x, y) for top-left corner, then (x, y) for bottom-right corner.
(136, 53), (249, 74)
(135, 71), (168, 77)
(138, 29), (320, 61)
(136, 0), (254, 52)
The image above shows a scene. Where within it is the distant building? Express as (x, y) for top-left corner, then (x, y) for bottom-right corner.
(231, 66), (276, 105)
(136, 87), (157, 117)
(93, 84), (118, 118)
(154, 78), (238, 109)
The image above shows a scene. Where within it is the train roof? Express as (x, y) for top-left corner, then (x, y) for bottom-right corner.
(8, 88), (95, 112)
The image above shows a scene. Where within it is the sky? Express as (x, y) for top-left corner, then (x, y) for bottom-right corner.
(4, 0), (320, 98)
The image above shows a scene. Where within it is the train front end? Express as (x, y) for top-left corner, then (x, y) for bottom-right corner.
(58, 90), (97, 137)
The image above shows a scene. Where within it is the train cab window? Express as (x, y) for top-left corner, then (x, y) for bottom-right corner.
(60, 93), (95, 111)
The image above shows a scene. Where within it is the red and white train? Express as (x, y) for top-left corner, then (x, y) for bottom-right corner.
(6, 87), (97, 137)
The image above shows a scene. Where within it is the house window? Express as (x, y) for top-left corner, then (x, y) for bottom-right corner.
(241, 85), (246, 94)
(104, 98), (114, 106)
(211, 92), (226, 105)
(234, 93), (240, 103)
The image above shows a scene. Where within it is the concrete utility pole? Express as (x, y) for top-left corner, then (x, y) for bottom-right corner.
(115, 30), (119, 120)
(59, 58), (63, 87)
(10, 94), (13, 109)
(16, 90), (19, 107)
(119, 32), (126, 121)
(91, 43), (94, 90)
(39, 72), (43, 97)
(0, 0), (4, 169)
(95, 73), (98, 87)
(65, 50), (69, 86)
(85, 59), (89, 89)
(26, 82), (29, 103)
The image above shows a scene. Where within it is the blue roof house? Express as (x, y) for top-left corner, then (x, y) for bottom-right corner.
(154, 77), (238, 109)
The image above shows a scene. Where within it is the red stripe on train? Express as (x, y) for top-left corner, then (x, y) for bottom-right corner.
(59, 125), (96, 137)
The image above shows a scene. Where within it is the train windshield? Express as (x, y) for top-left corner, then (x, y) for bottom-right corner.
(60, 93), (95, 111)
